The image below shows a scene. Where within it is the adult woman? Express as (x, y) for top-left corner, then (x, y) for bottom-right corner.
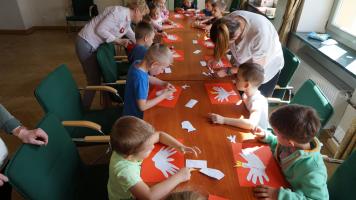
(75, 0), (149, 109)
(210, 11), (284, 97)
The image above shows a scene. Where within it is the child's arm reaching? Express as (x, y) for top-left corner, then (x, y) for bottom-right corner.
(130, 167), (193, 200)
(137, 89), (173, 111)
(252, 127), (278, 153)
(149, 76), (169, 87)
(157, 131), (199, 157)
(208, 109), (262, 130)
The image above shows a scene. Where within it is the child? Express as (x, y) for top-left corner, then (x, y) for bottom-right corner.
(128, 21), (155, 64)
(166, 190), (207, 200)
(108, 116), (198, 200)
(252, 105), (329, 200)
(192, 0), (226, 31)
(202, 0), (213, 17)
(149, 5), (176, 32)
(175, 0), (197, 12)
(123, 44), (176, 118)
(208, 63), (269, 130)
(153, 0), (170, 21)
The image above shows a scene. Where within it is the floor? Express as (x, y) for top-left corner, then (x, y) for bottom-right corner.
(0, 30), (339, 199)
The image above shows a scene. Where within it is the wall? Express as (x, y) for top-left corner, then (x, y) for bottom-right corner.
(0, 0), (25, 29)
(295, 0), (334, 32)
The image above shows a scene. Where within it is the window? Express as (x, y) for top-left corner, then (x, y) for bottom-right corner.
(327, 0), (356, 50)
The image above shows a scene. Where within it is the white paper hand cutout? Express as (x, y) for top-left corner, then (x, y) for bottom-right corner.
(240, 147), (269, 184)
(227, 135), (236, 143)
(182, 84), (190, 89)
(181, 121), (196, 132)
(152, 147), (179, 178)
(210, 87), (237, 102)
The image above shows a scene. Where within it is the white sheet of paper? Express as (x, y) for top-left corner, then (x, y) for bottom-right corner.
(192, 40), (198, 44)
(200, 61), (207, 67)
(186, 159), (207, 169)
(200, 168), (224, 180)
(181, 121), (196, 132)
(318, 45), (346, 60)
(193, 50), (201, 54)
(185, 99), (198, 108)
(164, 67), (172, 73)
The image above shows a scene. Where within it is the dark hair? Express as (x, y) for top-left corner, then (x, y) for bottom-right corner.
(269, 105), (321, 144)
(238, 63), (264, 87)
(110, 116), (155, 156)
(166, 191), (207, 200)
(135, 21), (154, 40)
(210, 17), (240, 59)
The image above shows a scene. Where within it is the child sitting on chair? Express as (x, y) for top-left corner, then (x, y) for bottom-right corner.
(192, 0), (226, 31)
(175, 0), (197, 13)
(201, 0), (213, 17)
(149, 4), (177, 32)
(128, 21), (155, 64)
(252, 105), (329, 200)
(108, 116), (198, 200)
(123, 44), (175, 119)
(209, 63), (269, 130)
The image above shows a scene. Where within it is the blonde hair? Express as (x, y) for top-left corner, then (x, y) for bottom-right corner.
(212, 0), (227, 11)
(210, 17), (241, 59)
(126, 0), (149, 15)
(166, 191), (208, 200)
(144, 43), (173, 65)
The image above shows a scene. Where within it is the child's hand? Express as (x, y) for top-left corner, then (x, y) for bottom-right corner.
(215, 69), (228, 78)
(175, 167), (192, 182)
(208, 113), (224, 124)
(166, 83), (177, 92)
(178, 145), (201, 157)
(163, 89), (174, 99)
(0, 173), (9, 186)
(252, 127), (266, 140)
(253, 185), (279, 200)
(115, 39), (131, 47)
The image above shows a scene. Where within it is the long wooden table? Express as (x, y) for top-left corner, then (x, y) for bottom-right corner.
(144, 15), (255, 199)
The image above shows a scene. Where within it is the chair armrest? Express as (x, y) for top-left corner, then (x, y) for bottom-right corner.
(274, 85), (294, 90)
(267, 97), (290, 104)
(114, 55), (128, 60)
(103, 80), (127, 86)
(62, 120), (103, 134)
(81, 86), (118, 95)
(72, 135), (110, 143)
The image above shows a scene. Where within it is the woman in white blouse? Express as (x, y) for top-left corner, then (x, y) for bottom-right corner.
(75, 0), (149, 109)
(210, 10), (284, 97)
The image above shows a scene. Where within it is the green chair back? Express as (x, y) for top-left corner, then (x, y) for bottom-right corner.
(34, 64), (84, 121)
(272, 46), (300, 99)
(5, 114), (82, 200)
(229, 0), (240, 12)
(291, 79), (334, 128)
(328, 151), (356, 200)
(97, 43), (118, 83)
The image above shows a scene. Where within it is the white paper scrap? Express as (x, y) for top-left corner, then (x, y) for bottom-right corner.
(182, 84), (190, 89)
(181, 121), (196, 132)
(227, 135), (236, 143)
(200, 168), (224, 180)
(192, 40), (198, 44)
(185, 99), (198, 108)
(186, 159), (207, 169)
(164, 67), (172, 74)
(200, 61), (207, 67)
(193, 50), (201, 54)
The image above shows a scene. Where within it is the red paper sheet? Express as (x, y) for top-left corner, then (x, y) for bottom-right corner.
(148, 85), (182, 107)
(141, 142), (184, 183)
(204, 55), (232, 69)
(163, 34), (183, 43)
(231, 143), (289, 188)
(171, 49), (184, 61)
(199, 39), (215, 49)
(208, 194), (229, 200)
(205, 83), (240, 104)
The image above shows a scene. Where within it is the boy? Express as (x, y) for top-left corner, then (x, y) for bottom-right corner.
(128, 21), (155, 64)
(252, 105), (329, 200)
(123, 44), (176, 118)
(193, 0), (226, 31)
(108, 116), (198, 200)
(208, 63), (269, 130)
(175, 0), (197, 12)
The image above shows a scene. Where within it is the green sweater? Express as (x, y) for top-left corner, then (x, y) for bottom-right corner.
(262, 131), (329, 200)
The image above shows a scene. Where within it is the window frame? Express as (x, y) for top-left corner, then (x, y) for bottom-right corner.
(326, 0), (356, 50)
